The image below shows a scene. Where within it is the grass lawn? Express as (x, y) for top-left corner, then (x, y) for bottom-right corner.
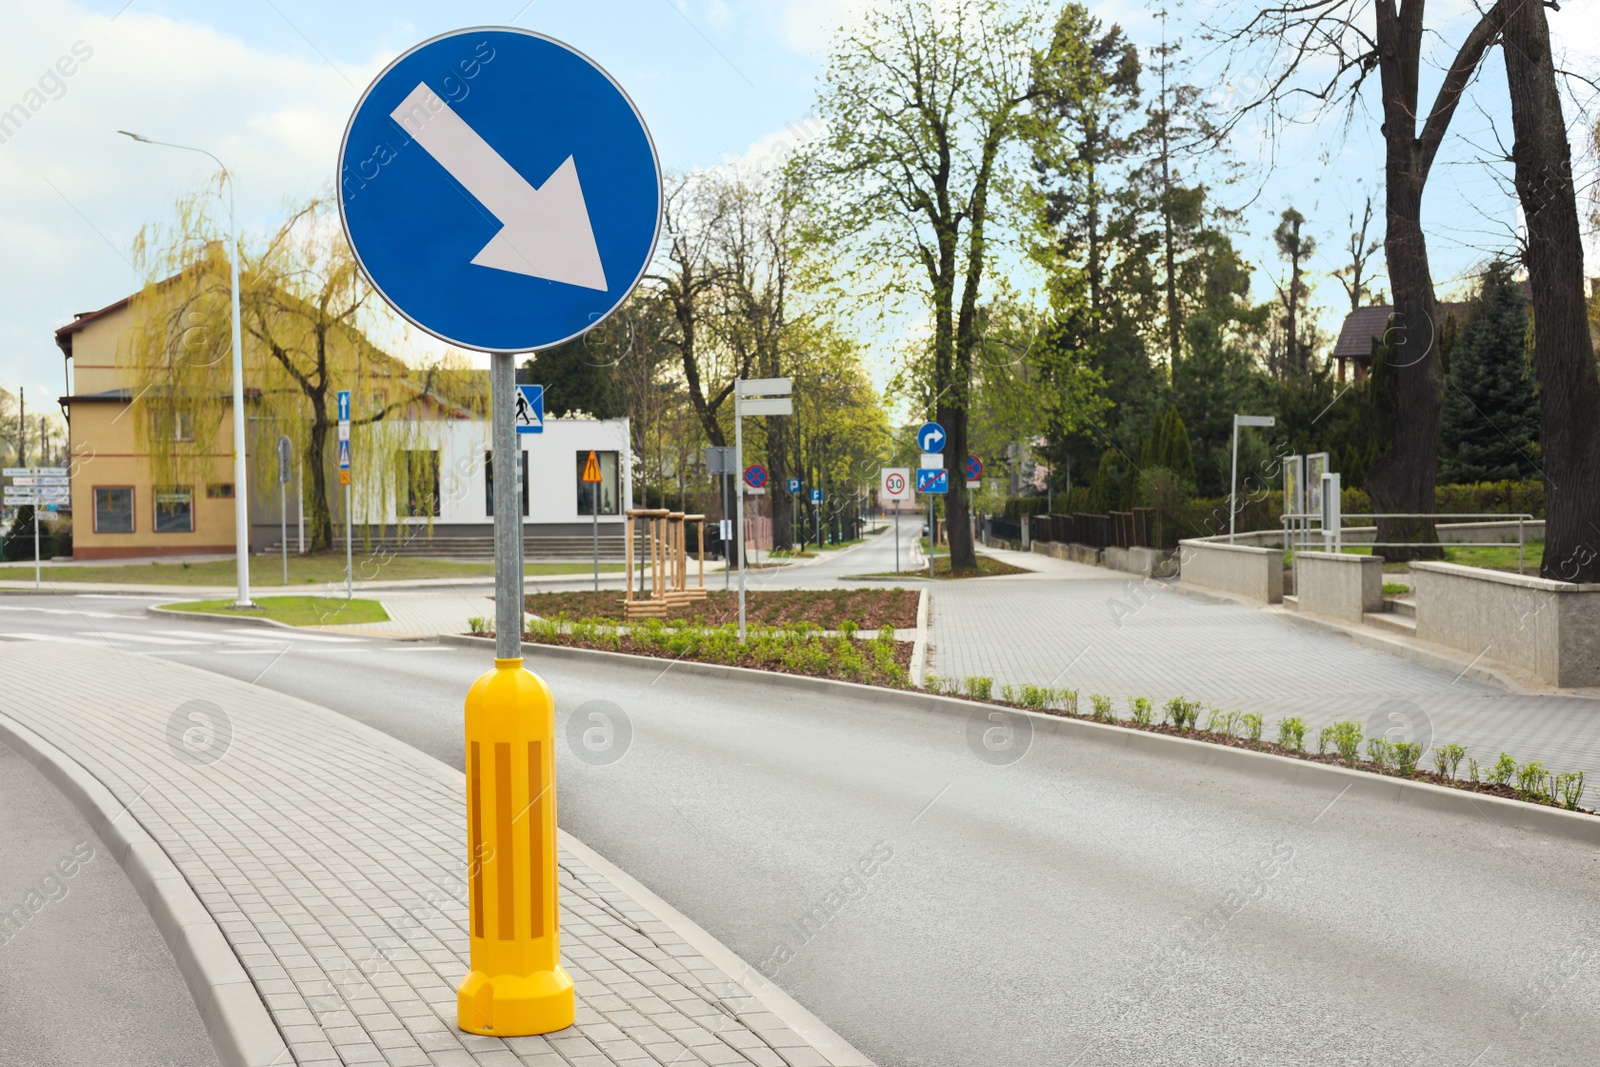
(1443, 542), (1541, 572)
(17, 553), (624, 586)
(859, 555), (1029, 580)
(162, 595), (389, 627)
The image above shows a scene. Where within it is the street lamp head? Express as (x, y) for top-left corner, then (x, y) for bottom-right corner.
(117, 130), (152, 143)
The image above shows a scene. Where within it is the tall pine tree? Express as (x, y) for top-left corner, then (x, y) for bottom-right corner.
(1439, 261), (1540, 483)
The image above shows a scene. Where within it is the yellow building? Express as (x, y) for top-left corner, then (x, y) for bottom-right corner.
(56, 293), (247, 559)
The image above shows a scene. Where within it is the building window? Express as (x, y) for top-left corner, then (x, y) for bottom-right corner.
(93, 487), (134, 533)
(153, 488), (194, 533)
(399, 450), (440, 518)
(484, 450), (529, 517)
(152, 411), (196, 443)
(206, 483), (234, 499)
(576, 451), (620, 516)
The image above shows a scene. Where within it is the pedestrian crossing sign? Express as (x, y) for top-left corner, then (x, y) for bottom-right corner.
(515, 384), (544, 434)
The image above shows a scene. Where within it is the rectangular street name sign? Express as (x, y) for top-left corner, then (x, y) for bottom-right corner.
(3, 467), (68, 477)
(740, 397), (792, 417)
(737, 377), (792, 397)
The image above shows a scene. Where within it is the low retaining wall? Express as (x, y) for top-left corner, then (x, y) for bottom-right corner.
(1412, 562), (1600, 687)
(1176, 539), (1283, 604)
(1104, 546), (1175, 578)
(1295, 551), (1382, 623)
(1032, 541), (1102, 566)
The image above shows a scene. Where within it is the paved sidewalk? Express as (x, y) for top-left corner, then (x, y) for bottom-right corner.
(0, 642), (866, 1067)
(925, 551), (1600, 780)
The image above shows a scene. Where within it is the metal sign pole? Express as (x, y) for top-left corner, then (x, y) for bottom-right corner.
(33, 504), (40, 590)
(592, 478), (599, 593)
(345, 484), (353, 601)
(281, 482), (288, 585)
(493, 353), (523, 656)
(895, 507), (900, 573)
(734, 388), (747, 642)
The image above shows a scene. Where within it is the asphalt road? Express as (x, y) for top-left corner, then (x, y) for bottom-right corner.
(3, 591), (1598, 1066)
(0, 740), (220, 1067)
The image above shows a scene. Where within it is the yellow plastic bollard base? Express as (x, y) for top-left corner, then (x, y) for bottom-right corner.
(457, 965), (575, 1036)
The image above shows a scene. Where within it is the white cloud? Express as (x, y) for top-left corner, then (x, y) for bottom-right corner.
(0, 2), (381, 399)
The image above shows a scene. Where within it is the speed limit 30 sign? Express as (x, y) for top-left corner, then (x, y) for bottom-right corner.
(880, 467), (912, 503)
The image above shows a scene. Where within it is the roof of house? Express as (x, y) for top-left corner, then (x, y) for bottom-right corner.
(1332, 302), (1471, 363)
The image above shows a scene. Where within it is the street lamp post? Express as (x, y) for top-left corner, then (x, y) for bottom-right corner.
(1230, 414), (1276, 543)
(120, 131), (252, 607)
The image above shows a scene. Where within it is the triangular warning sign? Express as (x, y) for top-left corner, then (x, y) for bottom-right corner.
(582, 450), (603, 483)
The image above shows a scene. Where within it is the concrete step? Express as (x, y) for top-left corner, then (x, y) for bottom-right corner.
(1282, 595), (1299, 610)
(1364, 611), (1417, 636)
(1386, 596), (1417, 619)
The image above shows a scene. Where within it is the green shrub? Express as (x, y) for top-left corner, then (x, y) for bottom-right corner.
(1317, 725), (1336, 755)
(1330, 721), (1363, 764)
(1277, 717), (1307, 752)
(468, 616), (489, 636)
(1467, 757), (1483, 783)
(924, 673), (941, 694)
(1516, 760), (1549, 801)
(1001, 684), (1017, 704)
(1556, 771), (1586, 811)
(1053, 688), (1079, 715)
(1391, 742), (1422, 777)
(1163, 697), (1199, 730)
(1366, 738), (1392, 770)
(1020, 685), (1049, 712)
(1241, 713), (1263, 742)
(1432, 744), (1466, 781)
(1488, 753), (1518, 788)
(966, 676), (994, 700)
(840, 620), (859, 638)
(1089, 694), (1114, 723)
(1128, 697), (1153, 726)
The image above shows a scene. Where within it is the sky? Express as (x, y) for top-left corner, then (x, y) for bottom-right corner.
(1, 0), (1597, 413)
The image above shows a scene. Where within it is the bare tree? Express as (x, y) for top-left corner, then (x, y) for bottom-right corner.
(1334, 194), (1384, 311)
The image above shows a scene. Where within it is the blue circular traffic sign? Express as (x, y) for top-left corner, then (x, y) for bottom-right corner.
(965, 454), (983, 481)
(744, 464), (768, 489)
(916, 421), (946, 453)
(338, 28), (662, 353)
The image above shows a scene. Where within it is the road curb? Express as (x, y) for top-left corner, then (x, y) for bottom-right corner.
(909, 588), (929, 688)
(145, 603), (301, 630)
(0, 711), (289, 1067)
(440, 634), (1600, 847)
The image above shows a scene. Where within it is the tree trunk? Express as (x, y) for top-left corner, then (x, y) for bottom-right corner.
(1501, 0), (1600, 582)
(1364, 2), (1446, 560)
(307, 414), (335, 551)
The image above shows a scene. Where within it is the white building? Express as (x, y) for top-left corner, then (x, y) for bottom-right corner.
(295, 416), (632, 555)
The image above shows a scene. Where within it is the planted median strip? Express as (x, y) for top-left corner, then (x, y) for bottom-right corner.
(926, 675), (1591, 815)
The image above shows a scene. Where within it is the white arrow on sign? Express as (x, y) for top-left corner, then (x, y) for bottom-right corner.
(392, 82), (608, 292)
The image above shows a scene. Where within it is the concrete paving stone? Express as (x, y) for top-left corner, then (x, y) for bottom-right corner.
(422, 1051), (478, 1067)
(379, 1048), (434, 1067)
(0, 645), (849, 1067)
(471, 1051), (524, 1067)
(773, 1048), (831, 1067)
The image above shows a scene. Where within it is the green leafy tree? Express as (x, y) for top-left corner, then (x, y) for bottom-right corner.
(804, 0), (1072, 571)
(1439, 261), (1539, 483)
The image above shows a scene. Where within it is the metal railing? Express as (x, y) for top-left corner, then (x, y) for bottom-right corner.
(1281, 512), (1537, 573)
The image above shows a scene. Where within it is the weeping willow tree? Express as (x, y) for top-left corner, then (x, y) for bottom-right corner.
(123, 183), (484, 550)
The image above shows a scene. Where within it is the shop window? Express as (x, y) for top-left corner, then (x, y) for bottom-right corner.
(94, 487), (134, 533)
(154, 487), (194, 533)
